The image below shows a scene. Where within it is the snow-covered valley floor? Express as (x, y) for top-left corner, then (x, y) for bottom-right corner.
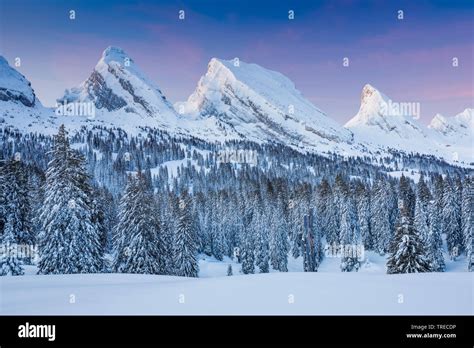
(1, 254), (472, 315)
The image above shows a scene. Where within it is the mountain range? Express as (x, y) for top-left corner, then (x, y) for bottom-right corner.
(0, 46), (472, 165)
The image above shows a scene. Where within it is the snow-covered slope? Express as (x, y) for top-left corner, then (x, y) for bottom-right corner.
(179, 58), (353, 151)
(345, 84), (472, 163)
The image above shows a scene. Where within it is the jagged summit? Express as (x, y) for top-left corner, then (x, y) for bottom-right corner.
(180, 57), (352, 148)
(345, 84), (426, 137)
(429, 109), (473, 137)
(101, 46), (129, 62)
(57, 46), (180, 131)
(0, 49), (471, 164)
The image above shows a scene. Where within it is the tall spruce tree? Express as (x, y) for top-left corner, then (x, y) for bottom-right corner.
(0, 157), (33, 273)
(433, 175), (445, 234)
(255, 194), (269, 273)
(399, 174), (416, 219)
(443, 178), (463, 259)
(173, 190), (199, 277)
(240, 193), (255, 274)
(0, 158), (34, 246)
(112, 172), (163, 274)
(355, 181), (372, 250)
(371, 178), (392, 254)
(340, 196), (362, 272)
(267, 187), (289, 272)
(302, 208), (323, 272)
(316, 179), (338, 245)
(426, 200), (445, 272)
(461, 178), (473, 271)
(414, 196), (430, 245)
(387, 202), (431, 274)
(38, 125), (103, 274)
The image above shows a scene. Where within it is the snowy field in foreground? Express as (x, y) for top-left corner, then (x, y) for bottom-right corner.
(1, 271), (472, 315)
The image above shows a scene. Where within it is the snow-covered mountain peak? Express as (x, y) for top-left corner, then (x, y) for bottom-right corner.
(343, 85), (473, 163)
(0, 55), (37, 107)
(101, 46), (129, 63)
(360, 83), (385, 104)
(207, 58), (298, 94)
(429, 113), (449, 132)
(429, 108), (473, 138)
(454, 108), (473, 128)
(346, 84), (393, 128)
(180, 57), (352, 147)
(345, 84), (424, 135)
(57, 46), (181, 131)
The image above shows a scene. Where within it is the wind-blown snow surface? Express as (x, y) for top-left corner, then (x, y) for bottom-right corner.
(1, 271), (471, 315)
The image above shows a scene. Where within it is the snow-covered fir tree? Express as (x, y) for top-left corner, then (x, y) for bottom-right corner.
(387, 202), (431, 274)
(0, 218), (24, 276)
(443, 177), (463, 259)
(398, 174), (416, 219)
(173, 190), (199, 277)
(414, 196), (430, 245)
(371, 178), (393, 254)
(38, 125), (103, 274)
(340, 196), (362, 272)
(269, 216), (289, 272)
(255, 199), (270, 273)
(112, 171), (163, 274)
(240, 193), (255, 274)
(414, 175), (432, 245)
(316, 178), (339, 245)
(227, 264), (233, 276)
(426, 201), (445, 272)
(433, 175), (445, 235)
(0, 158), (34, 247)
(354, 181), (372, 250)
(461, 178), (473, 271)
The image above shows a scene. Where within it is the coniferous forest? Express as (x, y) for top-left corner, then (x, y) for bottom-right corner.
(1, 125), (472, 277)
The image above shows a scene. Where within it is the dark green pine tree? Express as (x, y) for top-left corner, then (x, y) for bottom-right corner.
(387, 202), (431, 274)
(173, 190), (199, 277)
(38, 125), (103, 274)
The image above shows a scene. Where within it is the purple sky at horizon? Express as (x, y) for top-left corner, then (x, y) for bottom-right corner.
(0, 0), (472, 124)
